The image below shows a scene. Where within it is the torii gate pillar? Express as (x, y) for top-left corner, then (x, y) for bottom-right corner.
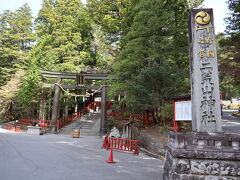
(51, 77), (62, 133)
(100, 86), (107, 135)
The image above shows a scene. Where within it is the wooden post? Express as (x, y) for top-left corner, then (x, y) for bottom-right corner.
(100, 86), (107, 135)
(51, 77), (62, 133)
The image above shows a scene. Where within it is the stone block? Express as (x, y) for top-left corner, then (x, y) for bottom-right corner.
(27, 126), (41, 135)
(164, 132), (240, 179)
(191, 160), (220, 175)
(176, 159), (190, 174)
(220, 162), (239, 176)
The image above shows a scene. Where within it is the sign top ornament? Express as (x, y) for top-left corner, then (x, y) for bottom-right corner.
(195, 11), (211, 25)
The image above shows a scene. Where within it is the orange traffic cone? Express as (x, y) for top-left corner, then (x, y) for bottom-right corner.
(106, 148), (116, 163)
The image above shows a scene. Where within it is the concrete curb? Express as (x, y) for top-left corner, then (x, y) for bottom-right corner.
(139, 147), (165, 160)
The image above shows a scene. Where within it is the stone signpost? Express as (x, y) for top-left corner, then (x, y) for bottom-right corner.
(189, 9), (222, 133)
(163, 9), (240, 180)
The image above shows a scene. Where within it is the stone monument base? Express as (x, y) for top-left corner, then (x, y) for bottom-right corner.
(163, 132), (240, 180)
(27, 126), (42, 135)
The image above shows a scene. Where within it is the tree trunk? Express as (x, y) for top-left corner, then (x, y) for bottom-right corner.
(152, 109), (159, 125)
(39, 95), (46, 120)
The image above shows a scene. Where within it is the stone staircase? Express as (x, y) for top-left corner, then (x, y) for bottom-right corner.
(58, 112), (100, 136)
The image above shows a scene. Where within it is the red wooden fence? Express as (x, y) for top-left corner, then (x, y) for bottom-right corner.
(56, 110), (87, 130)
(106, 112), (154, 127)
(18, 109), (88, 130)
(18, 119), (51, 127)
(102, 136), (139, 155)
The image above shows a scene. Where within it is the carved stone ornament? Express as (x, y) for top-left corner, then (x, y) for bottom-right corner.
(195, 11), (211, 25)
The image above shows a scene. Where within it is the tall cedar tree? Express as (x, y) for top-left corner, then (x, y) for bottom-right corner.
(87, 0), (133, 46)
(110, 0), (190, 116)
(218, 0), (240, 98)
(34, 0), (94, 71)
(17, 0), (94, 113)
(0, 4), (34, 86)
(87, 0), (134, 70)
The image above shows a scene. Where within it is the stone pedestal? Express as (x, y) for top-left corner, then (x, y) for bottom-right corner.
(27, 126), (42, 135)
(163, 132), (240, 180)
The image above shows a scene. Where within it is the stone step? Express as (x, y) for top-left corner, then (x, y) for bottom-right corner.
(81, 122), (96, 125)
(81, 123), (94, 125)
(80, 129), (100, 136)
(58, 112), (101, 136)
(80, 123), (95, 129)
(81, 126), (94, 129)
(60, 129), (99, 136)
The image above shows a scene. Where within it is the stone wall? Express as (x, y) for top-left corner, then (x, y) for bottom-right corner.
(164, 151), (240, 180)
(163, 132), (240, 180)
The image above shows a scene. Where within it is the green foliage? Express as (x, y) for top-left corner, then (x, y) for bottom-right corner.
(0, 0), (209, 121)
(160, 103), (173, 119)
(220, 76), (239, 99)
(217, 0), (240, 99)
(107, 116), (118, 129)
(90, 23), (115, 69)
(0, 70), (25, 99)
(17, 64), (42, 109)
(159, 126), (168, 134)
(35, 0), (95, 71)
(225, 0), (240, 35)
(87, 0), (134, 70)
(187, 0), (204, 8)
(0, 4), (35, 86)
(87, 0), (132, 40)
(110, 0), (190, 114)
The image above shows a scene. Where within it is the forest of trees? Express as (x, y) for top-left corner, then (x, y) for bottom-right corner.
(0, 0), (239, 123)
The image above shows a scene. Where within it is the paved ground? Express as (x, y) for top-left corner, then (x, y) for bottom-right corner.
(222, 109), (240, 134)
(0, 131), (164, 180)
(2, 110), (237, 180)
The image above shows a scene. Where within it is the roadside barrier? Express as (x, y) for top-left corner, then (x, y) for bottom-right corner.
(102, 136), (139, 155)
(106, 148), (116, 163)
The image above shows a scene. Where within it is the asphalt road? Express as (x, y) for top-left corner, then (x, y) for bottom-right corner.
(0, 132), (164, 180)
(222, 109), (240, 134)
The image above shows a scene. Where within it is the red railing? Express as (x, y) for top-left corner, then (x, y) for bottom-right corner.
(5, 125), (21, 132)
(56, 109), (88, 130)
(18, 109), (88, 130)
(18, 119), (51, 127)
(106, 112), (153, 127)
(102, 136), (139, 155)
